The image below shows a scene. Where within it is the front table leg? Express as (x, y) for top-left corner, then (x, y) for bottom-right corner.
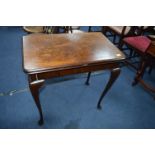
(97, 68), (121, 109)
(29, 78), (45, 125)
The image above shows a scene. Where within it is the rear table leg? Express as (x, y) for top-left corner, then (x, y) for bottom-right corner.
(85, 72), (91, 85)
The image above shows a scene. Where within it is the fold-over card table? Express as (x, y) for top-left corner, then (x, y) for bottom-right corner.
(23, 32), (125, 125)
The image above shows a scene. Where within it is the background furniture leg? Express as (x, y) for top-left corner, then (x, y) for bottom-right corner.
(113, 35), (116, 44)
(88, 26), (92, 32)
(85, 72), (91, 85)
(132, 60), (147, 86)
(148, 65), (153, 75)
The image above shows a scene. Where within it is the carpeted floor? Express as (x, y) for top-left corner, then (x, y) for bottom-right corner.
(0, 26), (155, 129)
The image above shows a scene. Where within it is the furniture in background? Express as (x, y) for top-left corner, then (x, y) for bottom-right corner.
(132, 39), (155, 94)
(41, 26), (73, 34)
(44, 26), (81, 34)
(119, 34), (155, 94)
(23, 26), (74, 34)
(118, 27), (155, 70)
(23, 32), (125, 125)
(102, 26), (132, 46)
(23, 26), (44, 33)
(23, 26), (99, 34)
(102, 26), (145, 48)
(141, 26), (155, 35)
(120, 35), (151, 70)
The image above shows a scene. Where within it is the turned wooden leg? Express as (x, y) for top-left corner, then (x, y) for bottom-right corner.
(29, 78), (45, 125)
(85, 72), (91, 85)
(88, 26), (92, 32)
(129, 49), (133, 57)
(97, 68), (121, 109)
(132, 60), (147, 86)
(118, 39), (123, 50)
(101, 26), (107, 35)
(113, 35), (116, 44)
(148, 65), (153, 75)
(118, 36), (124, 49)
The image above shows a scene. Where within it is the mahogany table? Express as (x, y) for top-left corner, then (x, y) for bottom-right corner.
(23, 32), (125, 125)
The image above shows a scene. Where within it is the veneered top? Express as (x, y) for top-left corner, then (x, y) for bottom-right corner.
(23, 32), (125, 73)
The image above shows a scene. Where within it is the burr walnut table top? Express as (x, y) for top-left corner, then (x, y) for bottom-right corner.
(23, 32), (125, 73)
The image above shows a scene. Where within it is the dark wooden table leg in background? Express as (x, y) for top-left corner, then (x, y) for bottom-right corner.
(132, 58), (155, 94)
(132, 60), (147, 86)
(28, 75), (45, 125)
(85, 72), (91, 85)
(85, 68), (121, 109)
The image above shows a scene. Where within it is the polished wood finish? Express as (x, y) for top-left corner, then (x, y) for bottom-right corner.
(23, 33), (124, 73)
(23, 32), (125, 125)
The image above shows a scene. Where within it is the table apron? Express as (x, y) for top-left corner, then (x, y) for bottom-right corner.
(28, 62), (120, 81)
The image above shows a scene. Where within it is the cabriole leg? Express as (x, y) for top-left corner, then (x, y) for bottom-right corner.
(29, 77), (45, 125)
(97, 68), (121, 109)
